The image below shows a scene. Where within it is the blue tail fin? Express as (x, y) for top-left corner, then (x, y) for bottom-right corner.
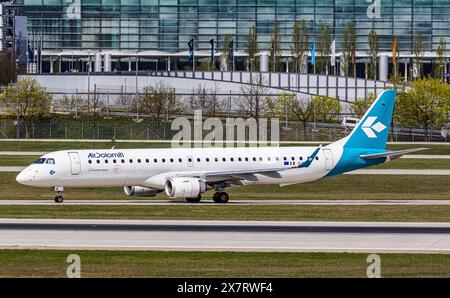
(344, 89), (397, 150)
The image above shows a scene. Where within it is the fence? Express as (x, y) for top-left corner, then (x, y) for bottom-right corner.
(0, 117), (446, 143)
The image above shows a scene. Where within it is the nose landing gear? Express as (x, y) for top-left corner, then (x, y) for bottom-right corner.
(53, 186), (64, 203)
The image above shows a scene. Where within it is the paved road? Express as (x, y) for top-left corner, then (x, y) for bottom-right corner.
(0, 219), (449, 253)
(2, 199), (450, 206)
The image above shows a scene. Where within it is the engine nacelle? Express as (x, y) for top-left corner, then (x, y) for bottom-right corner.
(165, 177), (206, 199)
(124, 186), (159, 197)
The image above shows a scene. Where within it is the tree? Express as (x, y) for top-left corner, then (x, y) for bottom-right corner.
(351, 93), (377, 119)
(266, 92), (294, 118)
(0, 78), (52, 138)
(310, 96), (342, 123)
(317, 23), (332, 74)
(246, 25), (258, 71)
(269, 18), (282, 72)
(221, 34), (233, 71)
(291, 20), (308, 74)
(432, 38), (447, 80)
(289, 97), (314, 140)
(368, 29), (378, 80)
(413, 32), (424, 79)
(238, 76), (271, 120)
(0, 49), (17, 85)
(341, 21), (356, 77)
(138, 81), (180, 121)
(395, 78), (450, 141)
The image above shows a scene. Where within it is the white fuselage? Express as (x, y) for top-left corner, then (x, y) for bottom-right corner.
(16, 143), (344, 190)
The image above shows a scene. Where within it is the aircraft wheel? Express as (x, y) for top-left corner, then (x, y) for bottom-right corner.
(213, 192), (229, 204)
(186, 195), (201, 203)
(54, 196), (64, 203)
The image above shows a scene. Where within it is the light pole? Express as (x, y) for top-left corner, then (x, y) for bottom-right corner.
(135, 51), (139, 121)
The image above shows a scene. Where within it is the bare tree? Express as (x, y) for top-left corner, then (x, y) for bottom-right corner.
(246, 25), (258, 71)
(204, 83), (225, 116)
(238, 76), (271, 120)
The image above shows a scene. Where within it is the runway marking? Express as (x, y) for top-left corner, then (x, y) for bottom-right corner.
(2, 199), (450, 206)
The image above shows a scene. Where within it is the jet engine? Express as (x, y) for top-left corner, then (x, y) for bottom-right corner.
(124, 186), (160, 197)
(164, 177), (206, 198)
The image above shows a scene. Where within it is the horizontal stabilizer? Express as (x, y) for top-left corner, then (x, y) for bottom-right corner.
(359, 148), (427, 160)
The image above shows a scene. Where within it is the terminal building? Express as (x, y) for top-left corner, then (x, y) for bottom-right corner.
(3, 0), (450, 103)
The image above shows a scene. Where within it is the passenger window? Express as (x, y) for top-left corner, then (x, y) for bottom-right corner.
(145, 159), (149, 163)
(252, 157), (257, 161)
(162, 159), (166, 163)
(275, 157), (279, 161)
(121, 159), (125, 163)
(137, 159), (141, 163)
(113, 159), (117, 163)
(129, 159), (133, 163)
(315, 157), (319, 160)
(206, 158), (210, 162)
(88, 160), (92, 164)
(245, 157), (249, 161)
(197, 158), (201, 162)
(230, 158), (234, 162)
(222, 158), (226, 162)
(170, 158), (174, 163)
(267, 157), (271, 161)
(105, 160), (108, 164)
(300, 157), (303, 161)
(215, 158), (219, 162)
(179, 158), (183, 162)
(154, 159), (157, 163)
(96, 160), (100, 164)
(283, 157), (287, 161)
(188, 158), (193, 162)
(238, 157), (242, 162)
(291, 157), (295, 161)
(259, 157), (263, 161)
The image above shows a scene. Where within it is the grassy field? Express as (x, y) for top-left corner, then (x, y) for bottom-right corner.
(0, 205), (449, 222)
(0, 249), (449, 278)
(1, 140), (450, 154)
(2, 172), (450, 200)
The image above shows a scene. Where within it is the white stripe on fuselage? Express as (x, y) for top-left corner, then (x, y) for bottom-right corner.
(20, 144), (344, 189)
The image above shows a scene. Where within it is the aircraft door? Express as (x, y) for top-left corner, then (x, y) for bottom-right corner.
(68, 152), (81, 175)
(323, 149), (333, 171)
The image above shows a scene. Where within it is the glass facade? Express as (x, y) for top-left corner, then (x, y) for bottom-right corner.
(14, 0), (450, 54)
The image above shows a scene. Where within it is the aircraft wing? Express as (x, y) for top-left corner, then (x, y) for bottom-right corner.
(359, 148), (427, 160)
(173, 167), (290, 183)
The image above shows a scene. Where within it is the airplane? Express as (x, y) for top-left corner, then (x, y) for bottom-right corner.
(16, 89), (425, 204)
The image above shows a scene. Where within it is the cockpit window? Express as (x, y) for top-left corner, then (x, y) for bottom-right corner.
(46, 158), (55, 165)
(34, 158), (46, 164)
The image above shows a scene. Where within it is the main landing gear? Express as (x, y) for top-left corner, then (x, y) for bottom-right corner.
(54, 186), (64, 203)
(184, 192), (230, 203)
(213, 192), (229, 204)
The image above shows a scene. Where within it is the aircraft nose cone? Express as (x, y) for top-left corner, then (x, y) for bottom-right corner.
(16, 170), (30, 185)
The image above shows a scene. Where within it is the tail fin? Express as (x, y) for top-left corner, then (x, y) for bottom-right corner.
(344, 89), (397, 150)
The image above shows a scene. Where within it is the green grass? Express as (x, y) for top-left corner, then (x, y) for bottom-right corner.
(0, 205), (449, 222)
(372, 159), (450, 169)
(3, 172), (450, 200)
(0, 250), (449, 278)
(0, 156), (39, 166)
